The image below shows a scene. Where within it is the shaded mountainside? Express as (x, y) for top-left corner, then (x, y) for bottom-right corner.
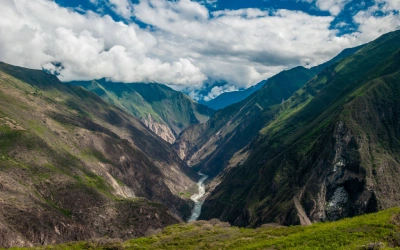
(0, 62), (196, 247)
(199, 80), (267, 110)
(68, 80), (214, 143)
(200, 30), (400, 227)
(176, 66), (317, 175)
(175, 45), (363, 178)
(13, 208), (400, 249)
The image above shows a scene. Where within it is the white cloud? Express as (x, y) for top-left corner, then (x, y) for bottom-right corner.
(133, 0), (354, 88)
(0, 0), (399, 100)
(0, 0), (206, 86)
(316, 0), (350, 16)
(379, 0), (400, 12)
(203, 85), (238, 101)
(107, 0), (134, 19)
(298, 0), (350, 15)
(346, 0), (400, 42)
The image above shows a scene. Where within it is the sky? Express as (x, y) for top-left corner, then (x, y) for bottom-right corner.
(0, 0), (399, 101)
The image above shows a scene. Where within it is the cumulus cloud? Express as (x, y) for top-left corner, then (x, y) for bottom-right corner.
(299, 0), (350, 15)
(107, 0), (134, 18)
(0, 0), (206, 86)
(0, 0), (399, 100)
(133, 0), (353, 89)
(203, 85), (238, 101)
(316, 0), (350, 16)
(345, 0), (400, 42)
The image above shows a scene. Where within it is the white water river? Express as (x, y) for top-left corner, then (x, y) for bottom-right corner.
(188, 172), (208, 222)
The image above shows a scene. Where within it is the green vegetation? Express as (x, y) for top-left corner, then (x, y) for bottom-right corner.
(9, 207), (400, 249)
(178, 191), (192, 199)
(68, 79), (214, 137)
(81, 148), (113, 164)
(176, 44), (364, 177)
(200, 30), (400, 227)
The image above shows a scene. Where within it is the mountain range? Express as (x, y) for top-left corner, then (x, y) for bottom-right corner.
(175, 44), (365, 177)
(0, 29), (399, 249)
(190, 30), (400, 226)
(67, 79), (214, 144)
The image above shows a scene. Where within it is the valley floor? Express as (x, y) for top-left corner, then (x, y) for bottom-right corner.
(8, 207), (400, 250)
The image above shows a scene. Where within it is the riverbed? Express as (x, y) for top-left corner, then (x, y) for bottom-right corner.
(188, 172), (208, 222)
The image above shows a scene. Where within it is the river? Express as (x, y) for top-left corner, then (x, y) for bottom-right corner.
(188, 172), (208, 222)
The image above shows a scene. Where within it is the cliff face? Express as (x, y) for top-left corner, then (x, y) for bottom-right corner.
(199, 30), (400, 227)
(0, 62), (195, 247)
(142, 114), (176, 144)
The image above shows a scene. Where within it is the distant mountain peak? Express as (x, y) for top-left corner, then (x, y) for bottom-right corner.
(67, 80), (215, 143)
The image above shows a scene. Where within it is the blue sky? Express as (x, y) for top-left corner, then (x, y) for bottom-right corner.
(55, 0), (375, 34)
(1, 0), (399, 100)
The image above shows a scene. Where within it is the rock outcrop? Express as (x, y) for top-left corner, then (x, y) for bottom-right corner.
(142, 114), (176, 144)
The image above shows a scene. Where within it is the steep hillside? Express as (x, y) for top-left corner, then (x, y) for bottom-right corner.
(175, 45), (364, 178)
(69, 80), (214, 143)
(14, 208), (400, 249)
(200, 30), (400, 227)
(176, 66), (317, 176)
(199, 80), (266, 110)
(0, 63), (195, 247)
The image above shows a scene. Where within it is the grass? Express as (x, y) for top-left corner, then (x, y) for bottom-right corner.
(193, 30), (400, 227)
(8, 207), (400, 250)
(81, 148), (113, 164)
(178, 191), (192, 199)
(69, 80), (214, 135)
(73, 172), (115, 198)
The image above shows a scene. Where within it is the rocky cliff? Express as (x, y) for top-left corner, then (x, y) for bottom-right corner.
(142, 114), (176, 144)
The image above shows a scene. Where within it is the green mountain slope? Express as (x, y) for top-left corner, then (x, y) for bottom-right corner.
(68, 80), (214, 143)
(175, 45), (363, 177)
(200, 30), (400, 227)
(0, 62), (196, 247)
(14, 207), (400, 249)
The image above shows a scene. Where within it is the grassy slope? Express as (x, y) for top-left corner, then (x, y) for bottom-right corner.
(201, 30), (400, 226)
(176, 66), (318, 175)
(69, 80), (214, 136)
(10, 207), (400, 249)
(175, 45), (363, 177)
(0, 62), (195, 247)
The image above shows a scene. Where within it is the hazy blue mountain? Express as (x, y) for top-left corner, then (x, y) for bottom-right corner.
(199, 80), (267, 110)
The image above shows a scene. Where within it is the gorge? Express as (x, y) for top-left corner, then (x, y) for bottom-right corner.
(188, 172), (208, 222)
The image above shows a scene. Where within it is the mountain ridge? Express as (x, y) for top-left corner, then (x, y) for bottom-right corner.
(68, 79), (214, 144)
(0, 62), (196, 247)
(174, 44), (364, 178)
(199, 30), (400, 227)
